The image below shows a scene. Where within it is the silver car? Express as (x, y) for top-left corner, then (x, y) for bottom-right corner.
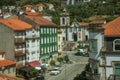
(50, 67), (61, 75)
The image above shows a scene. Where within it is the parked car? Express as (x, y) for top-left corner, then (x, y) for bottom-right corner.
(50, 67), (61, 75)
(74, 49), (86, 56)
(74, 51), (83, 56)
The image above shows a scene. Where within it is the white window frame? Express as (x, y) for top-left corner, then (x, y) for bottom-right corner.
(113, 39), (120, 51)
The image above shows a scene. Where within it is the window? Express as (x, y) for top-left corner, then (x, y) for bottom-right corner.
(44, 37), (46, 44)
(90, 40), (97, 52)
(32, 39), (35, 42)
(41, 38), (43, 44)
(59, 45), (60, 50)
(41, 28), (43, 34)
(44, 28), (46, 34)
(44, 47), (46, 53)
(32, 51), (35, 55)
(58, 36), (60, 41)
(62, 17), (65, 25)
(113, 39), (120, 51)
(55, 28), (57, 33)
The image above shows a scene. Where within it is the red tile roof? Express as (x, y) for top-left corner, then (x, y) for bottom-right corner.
(29, 61), (40, 67)
(24, 4), (33, 8)
(79, 22), (89, 27)
(26, 15), (57, 27)
(104, 17), (120, 36)
(0, 59), (16, 68)
(0, 18), (32, 30)
(25, 12), (39, 16)
(36, 4), (45, 7)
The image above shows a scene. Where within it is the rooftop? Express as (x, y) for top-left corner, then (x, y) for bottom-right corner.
(26, 15), (57, 27)
(104, 17), (120, 36)
(0, 18), (32, 30)
(0, 59), (16, 68)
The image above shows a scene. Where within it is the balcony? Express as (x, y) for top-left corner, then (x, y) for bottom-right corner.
(26, 34), (39, 39)
(15, 38), (25, 44)
(15, 50), (25, 58)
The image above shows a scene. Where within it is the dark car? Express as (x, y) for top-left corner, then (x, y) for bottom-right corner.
(74, 52), (84, 56)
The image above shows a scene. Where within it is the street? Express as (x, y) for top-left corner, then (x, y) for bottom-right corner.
(45, 51), (89, 80)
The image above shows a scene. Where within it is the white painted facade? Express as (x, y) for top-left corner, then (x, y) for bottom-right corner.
(89, 32), (103, 59)
(68, 21), (89, 41)
(26, 28), (40, 62)
(57, 30), (63, 53)
(99, 54), (120, 79)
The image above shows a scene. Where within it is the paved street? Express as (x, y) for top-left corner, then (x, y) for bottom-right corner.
(45, 51), (89, 80)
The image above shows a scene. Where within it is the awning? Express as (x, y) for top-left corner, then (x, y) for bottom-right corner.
(29, 61), (40, 67)
(35, 67), (41, 70)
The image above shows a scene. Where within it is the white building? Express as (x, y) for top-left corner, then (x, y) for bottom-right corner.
(68, 20), (89, 41)
(86, 20), (105, 80)
(66, 0), (91, 5)
(99, 17), (120, 80)
(26, 28), (40, 63)
(57, 29), (63, 55)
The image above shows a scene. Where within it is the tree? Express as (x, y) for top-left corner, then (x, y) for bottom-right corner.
(50, 60), (56, 66)
(0, 0), (16, 6)
(64, 55), (69, 63)
(57, 57), (63, 65)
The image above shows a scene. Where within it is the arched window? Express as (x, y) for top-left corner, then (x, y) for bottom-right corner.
(62, 17), (65, 25)
(113, 39), (120, 51)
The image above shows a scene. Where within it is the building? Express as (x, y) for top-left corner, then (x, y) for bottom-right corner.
(86, 20), (105, 80)
(99, 17), (120, 80)
(19, 12), (58, 63)
(61, 0), (91, 5)
(0, 18), (32, 69)
(68, 19), (89, 41)
(35, 4), (45, 12)
(60, 8), (70, 41)
(57, 29), (63, 56)
(88, 20), (105, 59)
(0, 50), (16, 75)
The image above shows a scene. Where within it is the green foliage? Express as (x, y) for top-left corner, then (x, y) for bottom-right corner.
(50, 60), (56, 66)
(57, 57), (63, 62)
(64, 55), (69, 63)
(28, 68), (39, 77)
(104, 15), (118, 22)
(0, 0), (16, 6)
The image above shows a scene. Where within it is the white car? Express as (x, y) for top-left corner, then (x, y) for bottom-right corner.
(50, 67), (61, 75)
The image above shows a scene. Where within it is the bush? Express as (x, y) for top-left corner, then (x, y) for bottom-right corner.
(64, 55), (69, 63)
(50, 60), (56, 66)
(57, 57), (63, 62)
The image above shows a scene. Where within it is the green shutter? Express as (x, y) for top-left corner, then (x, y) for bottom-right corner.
(115, 64), (120, 75)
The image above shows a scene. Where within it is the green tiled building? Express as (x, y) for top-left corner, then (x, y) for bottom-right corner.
(40, 27), (58, 62)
